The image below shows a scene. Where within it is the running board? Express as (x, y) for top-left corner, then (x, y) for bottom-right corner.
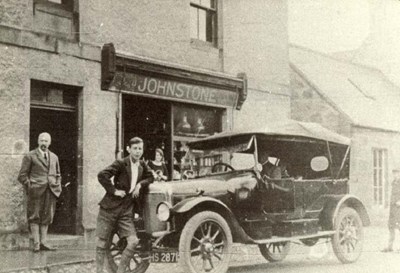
(253, 230), (335, 244)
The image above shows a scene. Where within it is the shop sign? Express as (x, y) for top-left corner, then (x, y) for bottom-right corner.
(110, 72), (238, 108)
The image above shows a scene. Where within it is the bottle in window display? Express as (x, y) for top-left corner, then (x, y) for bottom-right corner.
(193, 116), (205, 135)
(176, 112), (191, 134)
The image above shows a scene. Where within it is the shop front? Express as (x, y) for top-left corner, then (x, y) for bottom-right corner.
(101, 43), (247, 179)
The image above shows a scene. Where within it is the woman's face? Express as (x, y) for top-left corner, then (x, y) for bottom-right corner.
(155, 151), (163, 162)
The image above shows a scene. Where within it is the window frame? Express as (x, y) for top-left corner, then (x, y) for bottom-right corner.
(34, 0), (74, 12)
(190, 0), (218, 47)
(372, 148), (388, 207)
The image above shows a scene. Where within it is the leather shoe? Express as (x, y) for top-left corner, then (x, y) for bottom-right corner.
(33, 242), (40, 252)
(40, 244), (56, 251)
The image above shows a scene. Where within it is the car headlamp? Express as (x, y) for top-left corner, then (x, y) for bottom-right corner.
(156, 202), (171, 222)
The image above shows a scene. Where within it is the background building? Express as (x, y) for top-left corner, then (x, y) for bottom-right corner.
(0, 0), (290, 248)
(290, 44), (400, 224)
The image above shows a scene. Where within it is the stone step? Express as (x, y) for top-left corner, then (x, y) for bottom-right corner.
(0, 232), (91, 251)
(46, 234), (89, 249)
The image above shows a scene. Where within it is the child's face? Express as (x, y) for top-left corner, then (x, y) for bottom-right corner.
(128, 142), (144, 161)
(155, 151), (163, 162)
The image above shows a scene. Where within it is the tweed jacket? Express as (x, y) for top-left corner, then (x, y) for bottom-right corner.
(18, 148), (62, 198)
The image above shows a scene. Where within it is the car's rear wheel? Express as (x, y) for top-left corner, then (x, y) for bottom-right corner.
(332, 207), (363, 263)
(107, 232), (150, 273)
(179, 211), (233, 273)
(258, 242), (290, 262)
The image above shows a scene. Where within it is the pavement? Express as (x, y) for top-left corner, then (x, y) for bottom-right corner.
(0, 225), (395, 273)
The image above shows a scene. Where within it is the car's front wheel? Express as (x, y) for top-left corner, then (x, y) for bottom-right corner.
(332, 207), (363, 263)
(258, 242), (290, 262)
(179, 211), (233, 273)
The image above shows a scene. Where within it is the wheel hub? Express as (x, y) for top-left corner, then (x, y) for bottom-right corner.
(200, 238), (216, 257)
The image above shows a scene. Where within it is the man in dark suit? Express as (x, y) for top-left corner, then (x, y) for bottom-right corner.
(96, 137), (154, 273)
(18, 132), (61, 252)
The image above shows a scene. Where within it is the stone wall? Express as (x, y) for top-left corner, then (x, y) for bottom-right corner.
(290, 69), (352, 137)
(0, 0), (290, 240)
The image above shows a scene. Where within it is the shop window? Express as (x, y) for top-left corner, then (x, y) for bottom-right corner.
(173, 104), (221, 138)
(373, 149), (388, 207)
(172, 104), (222, 180)
(190, 0), (217, 46)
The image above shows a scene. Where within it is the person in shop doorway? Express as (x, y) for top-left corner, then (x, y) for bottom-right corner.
(382, 168), (400, 252)
(148, 148), (168, 182)
(18, 132), (61, 252)
(95, 137), (154, 273)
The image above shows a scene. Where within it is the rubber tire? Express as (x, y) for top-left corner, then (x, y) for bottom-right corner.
(332, 207), (364, 264)
(258, 242), (290, 262)
(179, 211), (233, 273)
(106, 233), (150, 273)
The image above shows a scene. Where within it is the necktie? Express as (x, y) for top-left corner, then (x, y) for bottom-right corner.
(44, 153), (48, 162)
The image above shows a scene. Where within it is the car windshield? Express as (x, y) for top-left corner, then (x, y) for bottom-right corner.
(179, 137), (256, 178)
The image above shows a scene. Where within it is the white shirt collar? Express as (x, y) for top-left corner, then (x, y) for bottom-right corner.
(39, 148), (48, 158)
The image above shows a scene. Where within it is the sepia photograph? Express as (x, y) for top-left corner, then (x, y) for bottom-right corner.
(1, 0), (400, 272)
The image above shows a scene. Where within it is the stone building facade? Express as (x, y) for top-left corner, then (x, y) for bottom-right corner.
(0, 0), (290, 248)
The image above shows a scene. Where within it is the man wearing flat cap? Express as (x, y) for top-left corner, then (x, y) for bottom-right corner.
(382, 168), (400, 252)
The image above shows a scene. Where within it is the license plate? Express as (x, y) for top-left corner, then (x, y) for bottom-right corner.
(150, 250), (179, 263)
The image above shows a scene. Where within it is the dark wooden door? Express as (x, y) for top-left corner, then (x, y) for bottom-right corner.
(30, 108), (77, 234)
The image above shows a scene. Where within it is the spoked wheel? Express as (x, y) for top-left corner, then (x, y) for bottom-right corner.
(107, 233), (150, 273)
(332, 207), (363, 263)
(179, 211), (233, 273)
(258, 242), (290, 262)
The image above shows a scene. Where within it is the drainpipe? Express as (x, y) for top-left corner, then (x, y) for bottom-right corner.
(116, 61), (125, 160)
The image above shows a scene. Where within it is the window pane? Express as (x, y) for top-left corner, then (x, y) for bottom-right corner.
(190, 7), (198, 39)
(173, 105), (221, 137)
(48, 0), (62, 3)
(206, 12), (214, 42)
(31, 88), (47, 102)
(198, 9), (207, 41)
(48, 89), (63, 104)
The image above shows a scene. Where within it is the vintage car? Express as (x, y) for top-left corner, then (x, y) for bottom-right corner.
(107, 120), (370, 273)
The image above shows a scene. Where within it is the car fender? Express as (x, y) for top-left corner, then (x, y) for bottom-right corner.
(172, 196), (255, 243)
(172, 196), (228, 214)
(320, 194), (370, 230)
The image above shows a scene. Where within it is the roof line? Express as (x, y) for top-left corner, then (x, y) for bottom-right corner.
(290, 43), (384, 73)
(352, 124), (400, 134)
(290, 44), (400, 94)
(347, 78), (376, 101)
(289, 62), (355, 124)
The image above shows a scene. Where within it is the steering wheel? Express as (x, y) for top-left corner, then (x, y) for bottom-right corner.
(211, 162), (235, 173)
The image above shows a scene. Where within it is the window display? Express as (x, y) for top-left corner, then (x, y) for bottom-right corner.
(173, 104), (221, 137)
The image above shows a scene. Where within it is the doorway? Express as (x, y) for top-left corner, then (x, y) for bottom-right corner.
(30, 81), (79, 234)
(123, 96), (171, 171)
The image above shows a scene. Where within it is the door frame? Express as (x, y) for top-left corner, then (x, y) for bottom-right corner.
(30, 81), (83, 235)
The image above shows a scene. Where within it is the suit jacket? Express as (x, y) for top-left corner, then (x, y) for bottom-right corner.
(97, 157), (154, 210)
(18, 148), (62, 198)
